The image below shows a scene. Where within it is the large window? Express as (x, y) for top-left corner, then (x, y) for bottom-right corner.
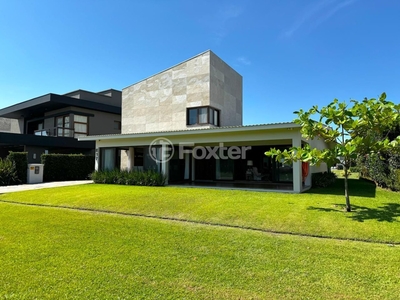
(187, 106), (220, 126)
(56, 116), (71, 137)
(55, 114), (89, 138)
(74, 115), (88, 138)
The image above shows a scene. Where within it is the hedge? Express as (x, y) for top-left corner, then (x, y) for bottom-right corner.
(312, 172), (337, 188)
(7, 151), (28, 184)
(357, 153), (400, 191)
(0, 158), (19, 186)
(91, 169), (166, 186)
(41, 154), (94, 182)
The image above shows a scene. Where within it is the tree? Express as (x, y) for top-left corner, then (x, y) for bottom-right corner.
(357, 123), (400, 190)
(265, 93), (400, 212)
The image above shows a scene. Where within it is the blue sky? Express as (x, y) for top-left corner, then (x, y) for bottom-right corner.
(0, 0), (399, 125)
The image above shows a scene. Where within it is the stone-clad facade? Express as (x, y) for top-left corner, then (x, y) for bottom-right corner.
(121, 50), (242, 134)
(0, 117), (22, 133)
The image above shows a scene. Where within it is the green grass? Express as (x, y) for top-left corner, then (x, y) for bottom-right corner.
(0, 178), (399, 243)
(1, 202), (399, 299)
(332, 169), (360, 179)
(0, 179), (399, 298)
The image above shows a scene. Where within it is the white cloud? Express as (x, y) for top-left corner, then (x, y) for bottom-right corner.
(283, 0), (357, 38)
(237, 56), (251, 65)
(200, 4), (243, 44)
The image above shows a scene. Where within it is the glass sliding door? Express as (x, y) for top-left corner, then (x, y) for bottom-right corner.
(101, 148), (116, 170)
(216, 159), (234, 180)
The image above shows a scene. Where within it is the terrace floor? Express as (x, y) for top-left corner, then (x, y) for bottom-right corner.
(171, 180), (300, 192)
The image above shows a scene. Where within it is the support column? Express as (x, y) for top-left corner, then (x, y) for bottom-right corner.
(95, 147), (100, 171)
(69, 113), (74, 137)
(161, 146), (169, 185)
(128, 147), (134, 171)
(292, 134), (302, 193)
(184, 153), (190, 180)
(191, 155), (196, 181)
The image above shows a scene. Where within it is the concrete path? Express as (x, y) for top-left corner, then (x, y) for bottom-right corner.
(0, 180), (93, 194)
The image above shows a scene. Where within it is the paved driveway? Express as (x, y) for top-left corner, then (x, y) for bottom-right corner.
(0, 180), (93, 194)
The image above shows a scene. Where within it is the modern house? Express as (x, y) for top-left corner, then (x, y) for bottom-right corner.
(79, 50), (330, 192)
(0, 89), (122, 163)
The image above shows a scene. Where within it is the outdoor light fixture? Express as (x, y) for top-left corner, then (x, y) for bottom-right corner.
(247, 160), (253, 167)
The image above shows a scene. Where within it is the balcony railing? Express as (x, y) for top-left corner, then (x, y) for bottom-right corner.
(34, 127), (75, 138)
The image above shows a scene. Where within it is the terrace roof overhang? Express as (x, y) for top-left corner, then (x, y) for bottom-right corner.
(0, 132), (94, 149)
(79, 123), (303, 148)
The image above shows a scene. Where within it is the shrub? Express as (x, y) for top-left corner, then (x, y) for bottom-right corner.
(90, 169), (121, 184)
(366, 153), (389, 188)
(7, 151), (28, 184)
(91, 169), (166, 186)
(0, 158), (19, 186)
(312, 172), (336, 188)
(41, 154), (94, 182)
(388, 169), (400, 191)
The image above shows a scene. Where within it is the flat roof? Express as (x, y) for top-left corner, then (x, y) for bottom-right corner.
(0, 93), (121, 119)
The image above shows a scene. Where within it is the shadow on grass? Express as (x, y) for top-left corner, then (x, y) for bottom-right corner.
(307, 178), (376, 198)
(308, 203), (400, 222)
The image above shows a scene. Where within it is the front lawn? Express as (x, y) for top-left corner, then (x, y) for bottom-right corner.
(1, 178), (399, 243)
(0, 202), (399, 299)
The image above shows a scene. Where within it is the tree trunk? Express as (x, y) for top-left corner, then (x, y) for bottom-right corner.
(344, 166), (351, 212)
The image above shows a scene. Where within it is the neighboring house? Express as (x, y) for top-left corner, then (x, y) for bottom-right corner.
(0, 89), (122, 163)
(79, 50), (330, 192)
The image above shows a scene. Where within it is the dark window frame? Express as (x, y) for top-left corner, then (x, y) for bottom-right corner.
(113, 120), (121, 130)
(187, 106), (220, 126)
(55, 115), (71, 137)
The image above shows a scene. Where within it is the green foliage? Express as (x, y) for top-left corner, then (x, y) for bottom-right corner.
(0, 158), (19, 186)
(388, 169), (400, 191)
(312, 172), (337, 188)
(359, 151), (400, 191)
(267, 93), (400, 167)
(266, 92), (400, 211)
(364, 153), (389, 187)
(91, 169), (166, 186)
(41, 154), (94, 182)
(7, 151), (28, 184)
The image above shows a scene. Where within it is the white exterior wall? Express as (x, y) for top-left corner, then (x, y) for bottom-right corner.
(307, 137), (330, 173)
(292, 133), (303, 193)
